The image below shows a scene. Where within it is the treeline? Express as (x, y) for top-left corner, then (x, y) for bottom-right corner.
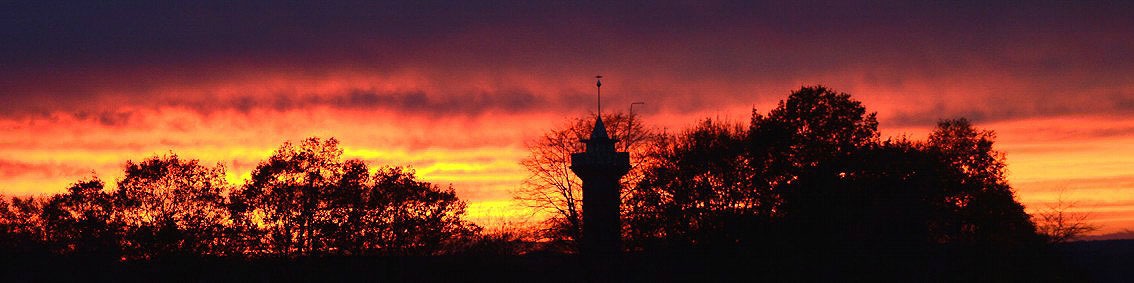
(0, 138), (480, 260)
(0, 86), (1080, 264)
(522, 86), (1052, 253)
(624, 87), (1043, 251)
(511, 86), (1089, 280)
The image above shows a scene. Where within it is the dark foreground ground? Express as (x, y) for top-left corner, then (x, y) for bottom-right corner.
(3, 240), (1131, 282)
(1057, 239), (1134, 283)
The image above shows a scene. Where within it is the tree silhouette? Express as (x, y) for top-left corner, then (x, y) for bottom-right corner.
(357, 166), (478, 255)
(232, 138), (357, 255)
(764, 86), (890, 246)
(1035, 189), (1099, 244)
(232, 137), (477, 256)
(0, 85), (1082, 281)
(515, 113), (663, 244)
(41, 177), (120, 257)
(764, 86), (880, 158)
(626, 86), (882, 249)
(114, 154), (232, 259)
(0, 137), (485, 260)
(926, 118), (1042, 246)
(0, 195), (49, 253)
(627, 86), (1043, 251)
(624, 119), (761, 249)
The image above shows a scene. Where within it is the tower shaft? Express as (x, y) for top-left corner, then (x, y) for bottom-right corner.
(571, 116), (630, 256)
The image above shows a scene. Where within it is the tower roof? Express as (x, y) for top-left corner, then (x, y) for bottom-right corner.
(590, 116), (611, 141)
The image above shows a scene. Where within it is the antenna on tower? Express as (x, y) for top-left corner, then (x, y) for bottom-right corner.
(595, 75), (603, 117)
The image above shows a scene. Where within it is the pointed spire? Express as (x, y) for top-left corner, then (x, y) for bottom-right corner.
(590, 116), (610, 141)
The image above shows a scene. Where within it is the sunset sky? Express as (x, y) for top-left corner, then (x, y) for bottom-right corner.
(2, 1), (1133, 234)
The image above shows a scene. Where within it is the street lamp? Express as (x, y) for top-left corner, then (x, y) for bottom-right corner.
(628, 102), (646, 146)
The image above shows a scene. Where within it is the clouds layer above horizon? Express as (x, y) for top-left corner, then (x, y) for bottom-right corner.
(3, 1), (1134, 233)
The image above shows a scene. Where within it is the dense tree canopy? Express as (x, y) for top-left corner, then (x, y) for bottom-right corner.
(115, 155), (231, 259)
(625, 86), (1042, 251)
(42, 178), (119, 256)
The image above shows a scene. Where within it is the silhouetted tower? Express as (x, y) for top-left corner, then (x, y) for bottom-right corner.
(571, 76), (630, 255)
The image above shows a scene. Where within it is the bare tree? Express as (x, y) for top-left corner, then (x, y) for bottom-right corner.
(1035, 188), (1099, 244)
(514, 112), (663, 242)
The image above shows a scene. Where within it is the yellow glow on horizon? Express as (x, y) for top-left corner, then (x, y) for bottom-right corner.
(2, 73), (1134, 235)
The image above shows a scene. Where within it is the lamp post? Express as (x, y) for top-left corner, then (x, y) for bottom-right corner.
(628, 102), (645, 148)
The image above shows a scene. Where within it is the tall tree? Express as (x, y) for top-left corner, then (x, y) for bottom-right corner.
(234, 137), (359, 256)
(761, 86), (884, 245)
(926, 119), (1041, 245)
(114, 154), (231, 259)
